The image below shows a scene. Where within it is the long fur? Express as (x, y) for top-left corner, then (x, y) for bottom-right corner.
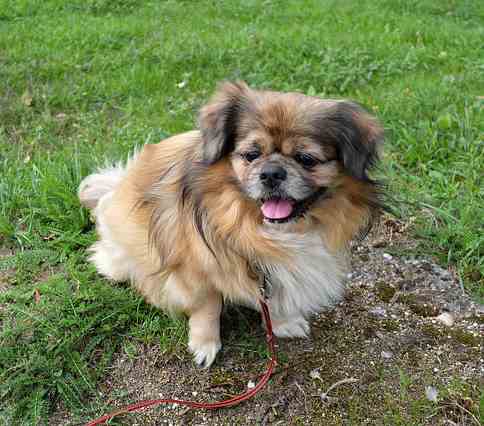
(78, 81), (384, 368)
(259, 229), (346, 337)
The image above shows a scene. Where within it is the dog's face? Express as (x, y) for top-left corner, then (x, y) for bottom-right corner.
(230, 119), (340, 223)
(199, 81), (382, 225)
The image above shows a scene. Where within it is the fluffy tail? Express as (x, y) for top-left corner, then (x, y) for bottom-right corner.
(78, 164), (127, 210)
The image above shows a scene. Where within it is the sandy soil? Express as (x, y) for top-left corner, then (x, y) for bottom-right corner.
(51, 218), (483, 425)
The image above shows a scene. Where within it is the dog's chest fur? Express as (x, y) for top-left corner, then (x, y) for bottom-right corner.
(258, 229), (346, 321)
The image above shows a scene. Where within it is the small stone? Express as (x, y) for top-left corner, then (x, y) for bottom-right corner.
(383, 253), (393, 261)
(381, 350), (393, 359)
(436, 312), (455, 327)
(375, 331), (385, 339)
(247, 380), (255, 389)
(369, 306), (387, 317)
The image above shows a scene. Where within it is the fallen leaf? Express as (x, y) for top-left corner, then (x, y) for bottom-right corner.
(34, 288), (41, 304)
(21, 90), (33, 107)
(369, 306), (387, 317)
(425, 385), (438, 403)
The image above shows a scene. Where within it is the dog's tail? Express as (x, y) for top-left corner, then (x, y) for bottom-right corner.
(78, 163), (127, 210)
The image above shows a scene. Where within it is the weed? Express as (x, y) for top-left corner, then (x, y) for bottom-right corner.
(0, 0), (483, 423)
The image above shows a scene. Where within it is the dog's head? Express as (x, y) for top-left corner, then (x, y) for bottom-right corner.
(198, 81), (383, 225)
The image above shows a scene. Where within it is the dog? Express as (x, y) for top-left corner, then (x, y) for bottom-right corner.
(78, 81), (383, 368)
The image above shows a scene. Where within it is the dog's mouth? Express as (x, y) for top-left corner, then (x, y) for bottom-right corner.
(261, 198), (294, 221)
(260, 188), (327, 224)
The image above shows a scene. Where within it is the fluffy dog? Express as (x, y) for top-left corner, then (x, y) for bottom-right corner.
(79, 81), (383, 367)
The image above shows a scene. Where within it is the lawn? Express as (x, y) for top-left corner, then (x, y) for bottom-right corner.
(0, 0), (483, 424)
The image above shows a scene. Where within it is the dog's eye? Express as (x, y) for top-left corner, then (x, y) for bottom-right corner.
(295, 153), (318, 168)
(243, 151), (261, 162)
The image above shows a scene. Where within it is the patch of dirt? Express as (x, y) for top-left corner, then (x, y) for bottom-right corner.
(50, 218), (483, 425)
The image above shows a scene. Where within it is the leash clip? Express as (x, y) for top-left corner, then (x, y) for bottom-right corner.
(259, 273), (272, 301)
(248, 262), (271, 301)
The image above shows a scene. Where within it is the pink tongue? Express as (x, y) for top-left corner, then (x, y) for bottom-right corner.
(261, 199), (294, 219)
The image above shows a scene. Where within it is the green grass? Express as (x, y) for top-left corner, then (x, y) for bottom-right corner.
(0, 0), (483, 423)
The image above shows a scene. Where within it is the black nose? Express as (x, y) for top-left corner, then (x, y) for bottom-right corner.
(260, 164), (287, 188)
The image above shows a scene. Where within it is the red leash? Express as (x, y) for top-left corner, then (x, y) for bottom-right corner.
(86, 299), (277, 425)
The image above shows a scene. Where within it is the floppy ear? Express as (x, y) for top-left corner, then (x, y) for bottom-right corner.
(198, 81), (251, 164)
(321, 102), (383, 181)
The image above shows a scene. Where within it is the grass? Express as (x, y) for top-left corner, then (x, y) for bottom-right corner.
(0, 0), (483, 423)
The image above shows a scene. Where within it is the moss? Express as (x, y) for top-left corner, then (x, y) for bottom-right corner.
(449, 329), (480, 346)
(421, 324), (444, 341)
(467, 314), (484, 325)
(208, 369), (245, 393)
(421, 324), (480, 347)
(398, 293), (417, 304)
(381, 319), (400, 332)
(363, 317), (400, 337)
(398, 294), (439, 317)
(375, 281), (397, 303)
(401, 349), (421, 365)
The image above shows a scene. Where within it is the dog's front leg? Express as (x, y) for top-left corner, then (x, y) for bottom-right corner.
(187, 290), (222, 368)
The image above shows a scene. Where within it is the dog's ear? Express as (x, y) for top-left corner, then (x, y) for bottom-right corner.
(198, 81), (252, 164)
(317, 101), (383, 181)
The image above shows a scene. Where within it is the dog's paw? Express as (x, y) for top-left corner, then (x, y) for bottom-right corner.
(272, 316), (309, 338)
(188, 338), (222, 368)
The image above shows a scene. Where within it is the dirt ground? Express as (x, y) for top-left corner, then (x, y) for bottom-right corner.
(51, 218), (483, 425)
